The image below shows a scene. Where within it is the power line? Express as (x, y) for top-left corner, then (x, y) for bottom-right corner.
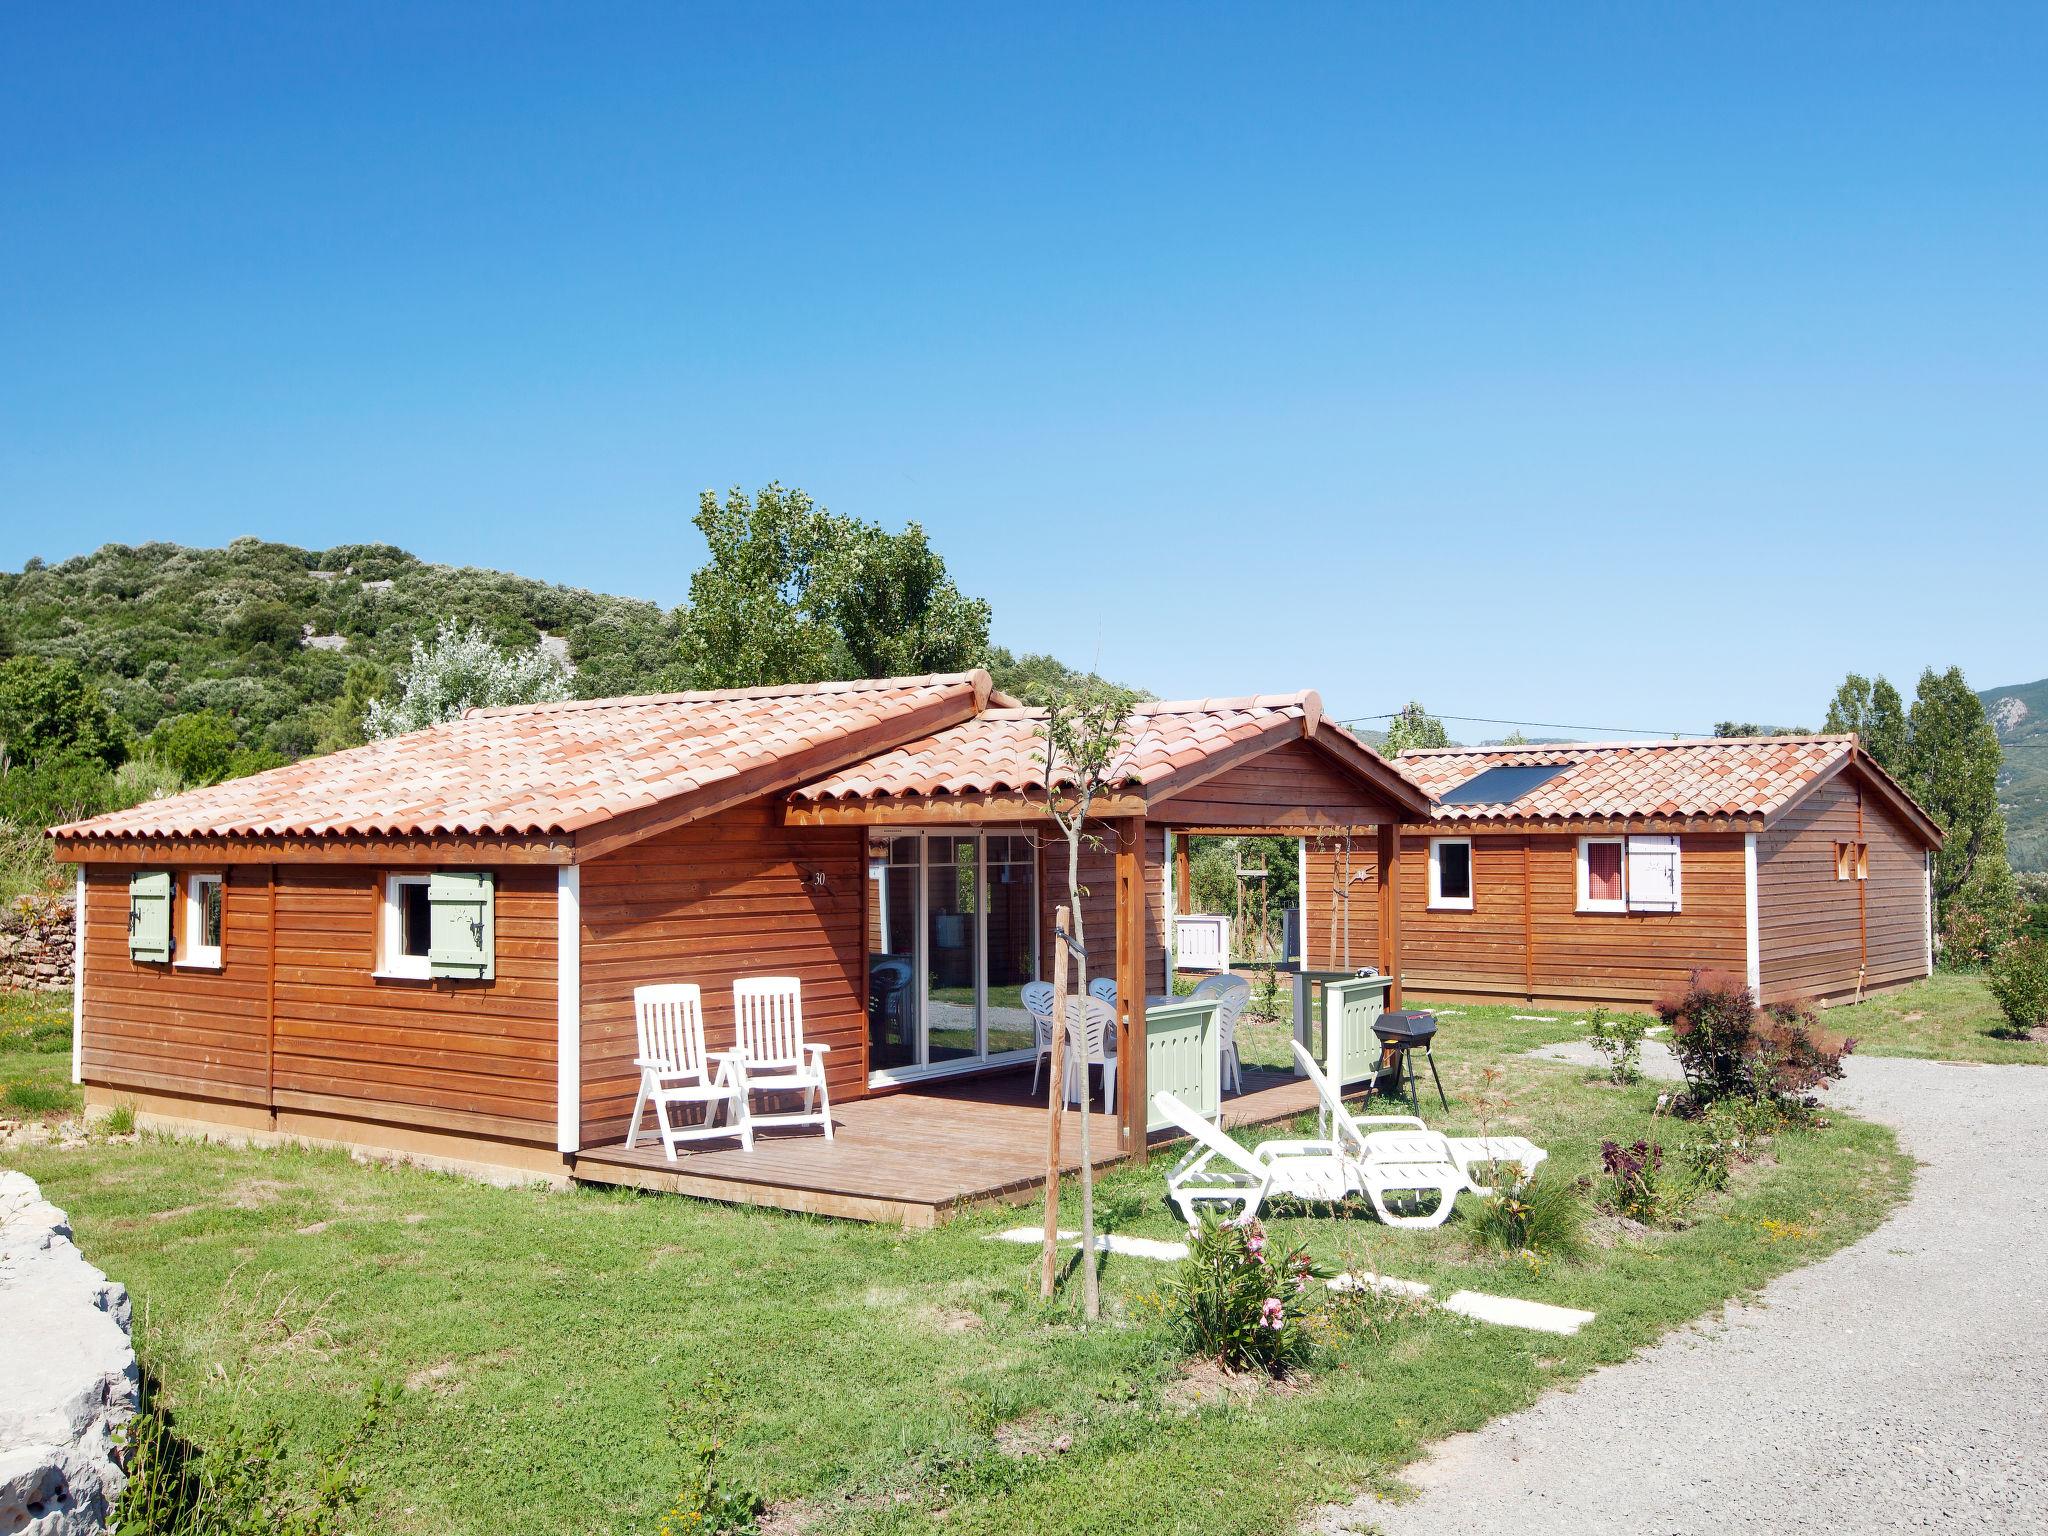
(1337, 709), (1704, 738)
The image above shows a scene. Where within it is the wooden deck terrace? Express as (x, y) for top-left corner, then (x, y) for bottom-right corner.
(572, 1064), (1330, 1227)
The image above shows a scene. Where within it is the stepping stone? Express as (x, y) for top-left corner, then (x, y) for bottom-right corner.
(1442, 1290), (1596, 1335)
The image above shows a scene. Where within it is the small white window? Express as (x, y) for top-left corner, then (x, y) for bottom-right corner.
(177, 872), (225, 968)
(1577, 837), (1627, 913)
(1428, 838), (1473, 911)
(379, 873), (433, 979)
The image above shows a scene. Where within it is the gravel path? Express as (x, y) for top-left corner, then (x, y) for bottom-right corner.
(1322, 1048), (2048, 1534)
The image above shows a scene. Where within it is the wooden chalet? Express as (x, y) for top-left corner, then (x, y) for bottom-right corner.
(1301, 736), (1943, 1010)
(48, 670), (1429, 1225)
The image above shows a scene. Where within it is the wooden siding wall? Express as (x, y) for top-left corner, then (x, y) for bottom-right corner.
(1157, 738), (1398, 830)
(79, 866), (272, 1105)
(1037, 821), (1166, 995)
(79, 864), (559, 1143)
(1757, 776), (1930, 998)
(579, 802), (866, 1147)
(1303, 832), (1749, 1008)
(1301, 833), (1384, 973)
(271, 866), (558, 1140)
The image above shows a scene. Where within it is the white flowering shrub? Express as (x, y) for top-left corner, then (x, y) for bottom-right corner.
(363, 619), (573, 739)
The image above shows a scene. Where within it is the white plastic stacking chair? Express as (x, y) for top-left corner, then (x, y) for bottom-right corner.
(732, 976), (833, 1138)
(1087, 977), (1118, 1006)
(1188, 974), (1252, 1094)
(626, 984), (749, 1160)
(1023, 981), (1058, 1094)
(1058, 995), (1118, 1113)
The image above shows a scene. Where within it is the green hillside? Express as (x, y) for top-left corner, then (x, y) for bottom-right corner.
(1979, 677), (2048, 872)
(0, 539), (681, 757)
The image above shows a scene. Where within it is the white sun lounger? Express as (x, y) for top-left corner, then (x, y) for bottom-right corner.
(1289, 1041), (1547, 1196)
(1154, 1090), (1463, 1230)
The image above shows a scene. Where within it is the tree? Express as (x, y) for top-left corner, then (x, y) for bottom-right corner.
(1382, 701), (1448, 756)
(1036, 679), (1139, 1322)
(363, 620), (573, 739)
(1822, 673), (1908, 770)
(821, 521), (991, 679)
(141, 710), (284, 785)
(1905, 666), (2010, 922)
(675, 484), (991, 689)
(0, 656), (126, 771)
(984, 648), (1145, 702)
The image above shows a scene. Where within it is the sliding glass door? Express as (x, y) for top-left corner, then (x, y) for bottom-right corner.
(866, 830), (1040, 1084)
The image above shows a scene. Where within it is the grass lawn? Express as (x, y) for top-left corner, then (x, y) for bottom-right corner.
(2, 997), (1911, 1536)
(1819, 972), (2047, 1065)
(0, 987), (77, 1118)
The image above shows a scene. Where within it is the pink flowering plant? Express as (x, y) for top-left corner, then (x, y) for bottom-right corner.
(1162, 1216), (1331, 1376)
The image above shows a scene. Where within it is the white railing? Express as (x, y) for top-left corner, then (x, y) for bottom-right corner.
(1173, 914), (1231, 974)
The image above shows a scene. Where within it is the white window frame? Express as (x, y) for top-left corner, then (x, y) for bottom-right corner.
(1427, 837), (1474, 911)
(1577, 836), (1628, 913)
(377, 873), (433, 979)
(176, 871), (225, 969)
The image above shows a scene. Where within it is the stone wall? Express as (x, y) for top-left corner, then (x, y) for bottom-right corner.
(0, 1171), (137, 1534)
(0, 895), (73, 993)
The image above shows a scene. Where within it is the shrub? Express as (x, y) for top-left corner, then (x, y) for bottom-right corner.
(1987, 937), (2048, 1038)
(1676, 1129), (1733, 1192)
(1466, 1170), (1586, 1263)
(1162, 1216), (1329, 1376)
(1597, 1139), (1695, 1225)
(1584, 1007), (1649, 1085)
(1658, 970), (1852, 1111)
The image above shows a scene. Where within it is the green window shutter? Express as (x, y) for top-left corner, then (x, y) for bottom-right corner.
(428, 871), (495, 980)
(128, 870), (173, 962)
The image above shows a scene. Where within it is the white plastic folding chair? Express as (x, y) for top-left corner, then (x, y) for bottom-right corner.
(1058, 995), (1118, 1113)
(1023, 981), (1058, 1094)
(626, 984), (750, 1160)
(1153, 1090), (1353, 1225)
(732, 976), (833, 1138)
(1188, 974), (1252, 1093)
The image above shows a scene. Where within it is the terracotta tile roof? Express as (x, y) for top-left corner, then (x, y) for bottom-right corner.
(51, 672), (991, 843)
(792, 693), (1339, 804)
(1398, 736), (1859, 824)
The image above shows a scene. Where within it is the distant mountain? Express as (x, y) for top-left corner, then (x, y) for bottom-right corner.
(1980, 677), (2048, 873)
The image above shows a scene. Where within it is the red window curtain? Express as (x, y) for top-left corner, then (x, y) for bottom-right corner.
(1587, 841), (1623, 901)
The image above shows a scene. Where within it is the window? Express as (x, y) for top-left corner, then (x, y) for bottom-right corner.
(1578, 837), (1626, 912)
(1428, 838), (1473, 910)
(1835, 842), (1869, 881)
(379, 873), (433, 978)
(177, 872), (224, 968)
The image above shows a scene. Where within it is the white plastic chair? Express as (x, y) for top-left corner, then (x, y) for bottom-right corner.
(732, 976), (833, 1139)
(1153, 1090), (1354, 1225)
(1087, 977), (1118, 1006)
(626, 984), (750, 1160)
(1291, 1039), (1543, 1203)
(1188, 974), (1252, 1094)
(1023, 981), (1058, 1093)
(1058, 995), (1118, 1113)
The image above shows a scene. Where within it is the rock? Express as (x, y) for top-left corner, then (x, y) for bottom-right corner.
(0, 1170), (138, 1534)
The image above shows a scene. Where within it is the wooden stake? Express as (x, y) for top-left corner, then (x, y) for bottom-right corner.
(1039, 902), (1071, 1298)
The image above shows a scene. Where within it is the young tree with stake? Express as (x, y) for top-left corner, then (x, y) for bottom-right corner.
(1035, 680), (1138, 1321)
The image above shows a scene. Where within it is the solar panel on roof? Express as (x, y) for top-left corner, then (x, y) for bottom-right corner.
(1438, 762), (1574, 806)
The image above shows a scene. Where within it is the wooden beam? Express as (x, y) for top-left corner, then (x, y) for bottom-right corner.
(1378, 824), (1403, 1008)
(1114, 816), (1149, 1165)
(52, 833), (576, 866)
(784, 790), (1148, 828)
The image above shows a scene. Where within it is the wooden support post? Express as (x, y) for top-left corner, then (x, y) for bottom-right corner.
(1115, 817), (1149, 1164)
(1377, 824), (1403, 1008)
(1174, 837), (1191, 915)
(265, 864), (279, 1129)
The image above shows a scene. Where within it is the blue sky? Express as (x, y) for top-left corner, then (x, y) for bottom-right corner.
(3, 3), (2042, 736)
